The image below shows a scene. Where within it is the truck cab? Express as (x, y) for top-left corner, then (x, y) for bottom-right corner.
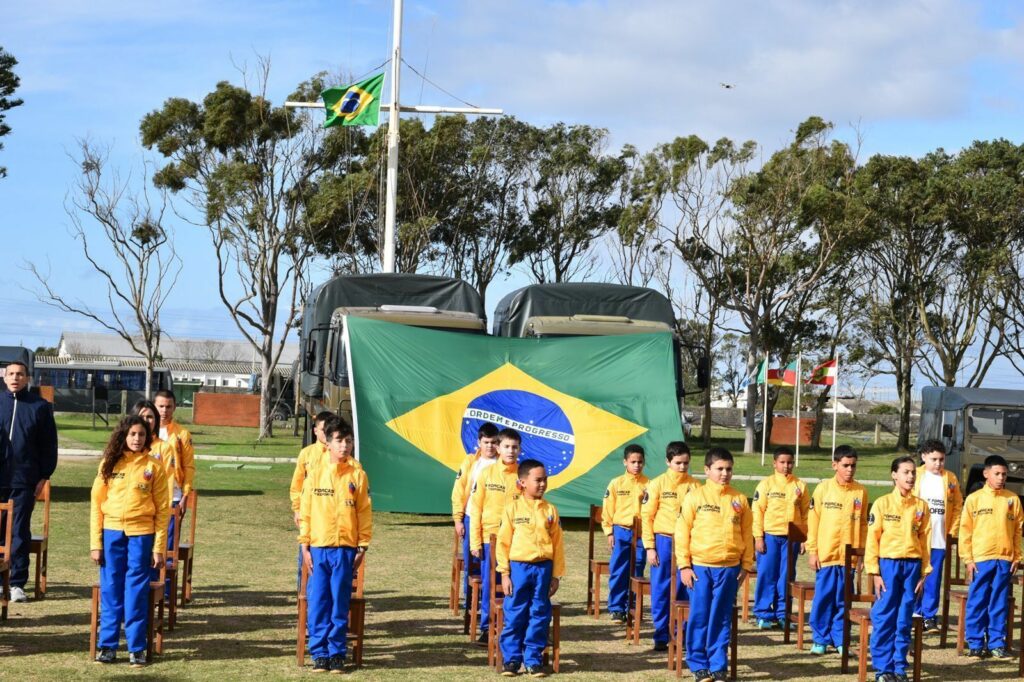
(919, 386), (1024, 496)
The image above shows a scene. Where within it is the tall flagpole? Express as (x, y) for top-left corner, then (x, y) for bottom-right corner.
(794, 353), (802, 467)
(832, 353), (840, 456)
(382, 0), (404, 274)
(761, 357), (769, 466)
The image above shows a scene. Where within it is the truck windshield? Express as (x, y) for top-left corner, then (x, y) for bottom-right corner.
(968, 407), (1024, 438)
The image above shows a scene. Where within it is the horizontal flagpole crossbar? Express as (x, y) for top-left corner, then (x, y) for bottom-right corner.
(284, 101), (503, 115)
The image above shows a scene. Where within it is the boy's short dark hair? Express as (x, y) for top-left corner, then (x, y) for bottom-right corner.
(833, 444), (858, 462)
(154, 389), (176, 403)
(773, 445), (795, 459)
(891, 455), (916, 473)
(705, 447), (733, 467)
(624, 444), (645, 459)
(497, 428), (521, 444)
(984, 454), (1009, 470)
(518, 458), (545, 478)
(314, 410), (336, 424)
(324, 419), (353, 440)
(3, 361), (28, 374)
(478, 422), (500, 439)
(666, 441), (690, 459)
(917, 439), (946, 458)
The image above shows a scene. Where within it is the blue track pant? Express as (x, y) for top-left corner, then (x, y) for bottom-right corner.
(753, 534), (790, 622)
(914, 548), (945, 619)
(651, 533), (686, 645)
(99, 530), (154, 652)
(870, 558), (921, 675)
(500, 560), (553, 667)
(307, 546), (357, 659)
(810, 565), (845, 648)
(965, 558), (1012, 650)
(685, 565), (740, 673)
(462, 517), (479, 610)
(607, 524), (645, 614)
(482, 542), (499, 633)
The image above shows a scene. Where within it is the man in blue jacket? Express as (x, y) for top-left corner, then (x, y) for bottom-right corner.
(0, 361), (58, 603)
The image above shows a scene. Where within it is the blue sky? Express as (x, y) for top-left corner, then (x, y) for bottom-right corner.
(2, 0), (1024, 391)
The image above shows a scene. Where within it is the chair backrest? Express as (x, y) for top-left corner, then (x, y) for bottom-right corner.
(452, 528), (461, 562)
(167, 503), (186, 567)
(353, 554), (366, 598)
(842, 544), (872, 607)
(183, 489), (198, 544)
(627, 516), (642, 578)
(944, 535), (964, 588)
(588, 504), (602, 561)
(35, 480), (51, 537)
(787, 522), (806, 582)
(0, 500), (12, 562)
(488, 533), (504, 606)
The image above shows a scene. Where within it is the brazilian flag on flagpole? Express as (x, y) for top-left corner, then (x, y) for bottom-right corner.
(321, 72), (385, 127)
(344, 316), (684, 517)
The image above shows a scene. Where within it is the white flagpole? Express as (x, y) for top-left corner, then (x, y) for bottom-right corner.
(761, 358), (769, 466)
(832, 354), (840, 456)
(795, 353), (802, 467)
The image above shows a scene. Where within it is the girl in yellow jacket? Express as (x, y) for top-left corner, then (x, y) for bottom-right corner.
(90, 415), (170, 668)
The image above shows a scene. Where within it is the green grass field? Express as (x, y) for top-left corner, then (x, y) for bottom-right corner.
(1, 454), (1020, 681)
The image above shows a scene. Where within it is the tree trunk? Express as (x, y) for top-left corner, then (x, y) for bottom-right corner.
(260, 350), (274, 438)
(896, 365), (913, 451)
(144, 356), (154, 400)
(743, 347), (759, 453)
(809, 385), (832, 449)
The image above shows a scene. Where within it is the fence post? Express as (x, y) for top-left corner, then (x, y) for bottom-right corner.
(874, 420), (882, 446)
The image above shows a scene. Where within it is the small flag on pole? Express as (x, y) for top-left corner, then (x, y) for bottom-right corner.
(780, 360), (799, 387)
(321, 73), (385, 128)
(808, 359), (838, 386)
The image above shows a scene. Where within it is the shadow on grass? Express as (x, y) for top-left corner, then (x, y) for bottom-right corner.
(51, 486), (263, 503)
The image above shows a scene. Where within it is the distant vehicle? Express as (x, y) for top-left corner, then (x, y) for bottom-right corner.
(918, 386), (1024, 496)
(0, 346), (34, 376)
(297, 273), (487, 437)
(681, 412), (693, 439)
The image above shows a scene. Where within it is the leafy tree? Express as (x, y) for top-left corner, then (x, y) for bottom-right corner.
(716, 333), (750, 407)
(0, 46), (23, 178)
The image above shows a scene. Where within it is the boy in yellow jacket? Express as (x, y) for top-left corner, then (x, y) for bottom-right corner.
(602, 443), (648, 624)
(752, 445), (809, 629)
(497, 458), (564, 678)
(911, 439), (962, 633)
(865, 456), (931, 682)
(807, 444), (868, 656)
(468, 427), (521, 645)
(153, 389), (195, 502)
(959, 454), (1022, 659)
(299, 419), (372, 673)
(290, 411), (338, 586)
(643, 441), (701, 650)
(675, 447), (753, 682)
(451, 422), (501, 613)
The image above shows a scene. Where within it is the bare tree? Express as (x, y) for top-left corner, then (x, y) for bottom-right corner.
(26, 140), (180, 397)
(198, 339), (224, 362)
(175, 339), (196, 361)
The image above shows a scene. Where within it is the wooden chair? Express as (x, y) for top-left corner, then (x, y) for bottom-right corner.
(450, 528), (465, 615)
(166, 500), (186, 630)
(493, 598), (562, 673)
(28, 480), (50, 599)
(176, 489), (198, 607)
(626, 516), (651, 645)
(586, 504), (610, 618)
(783, 523), (813, 649)
(296, 552), (367, 667)
(486, 533), (507, 668)
(1017, 573), (1024, 677)
(839, 544), (924, 682)
(943, 534), (1017, 653)
(740, 569), (756, 622)
(88, 561), (167, 660)
(467, 573), (482, 640)
(0, 500), (12, 622)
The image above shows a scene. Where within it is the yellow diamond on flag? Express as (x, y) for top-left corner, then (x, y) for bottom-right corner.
(386, 363), (647, 491)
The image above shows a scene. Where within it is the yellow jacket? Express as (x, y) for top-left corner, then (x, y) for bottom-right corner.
(959, 485), (1024, 565)
(164, 421), (196, 497)
(451, 449), (491, 521)
(602, 472), (649, 535)
(912, 466), (963, 539)
(290, 443), (328, 513)
(864, 488), (932, 576)
(468, 460), (520, 552)
(147, 437), (179, 501)
(496, 496), (566, 578)
(90, 451), (171, 552)
(806, 478), (869, 567)
(641, 470), (702, 546)
(299, 457), (372, 549)
(674, 480), (754, 572)
(752, 472), (810, 538)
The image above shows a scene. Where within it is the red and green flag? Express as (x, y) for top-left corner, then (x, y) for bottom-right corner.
(808, 359), (838, 386)
(779, 360), (799, 387)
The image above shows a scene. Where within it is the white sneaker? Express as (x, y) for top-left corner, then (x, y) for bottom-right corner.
(9, 586), (27, 602)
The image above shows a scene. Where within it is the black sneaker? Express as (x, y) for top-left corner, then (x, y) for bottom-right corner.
(312, 657), (331, 672)
(873, 674), (895, 682)
(525, 665), (547, 678)
(893, 674), (910, 682)
(990, 647), (1013, 659)
(94, 648), (116, 664)
(476, 631), (489, 647)
(129, 650), (147, 668)
(652, 641), (668, 652)
(965, 648), (987, 658)
(501, 661), (520, 677)
(922, 617), (939, 634)
(328, 654), (345, 673)
(711, 671), (728, 681)
(693, 671), (713, 682)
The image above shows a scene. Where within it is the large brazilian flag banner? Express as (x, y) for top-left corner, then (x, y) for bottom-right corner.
(345, 316), (683, 517)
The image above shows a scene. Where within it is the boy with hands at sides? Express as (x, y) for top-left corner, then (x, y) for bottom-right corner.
(674, 448), (753, 682)
(497, 459), (565, 678)
(865, 456), (931, 682)
(452, 422), (501, 613)
(601, 444), (649, 625)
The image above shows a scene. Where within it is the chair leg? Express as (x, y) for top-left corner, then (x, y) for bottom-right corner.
(594, 571), (602, 618)
(912, 616), (923, 682)
(796, 599), (806, 650)
(468, 582), (480, 642)
(675, 608), (685, 678)
(730, 606), (738, 681)
(741, 576), (751, 622)
(168, 568), (178, 631)
(1, 568), (9, 621)
(552, 604), (561, 673)
(1008, 596), (1016, 648)
(956, 604), (966, 655)
(857, 622), (869, 682)
(297, 594), (307, 667)
(89, 584), (100, 659)
(33, 551), (42, 600)
(40, 548), (47, 596)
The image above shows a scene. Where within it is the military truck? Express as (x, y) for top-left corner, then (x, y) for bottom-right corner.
(492, 282), (706, 415)
(298, 273), (487, 434)
(0, 346), (34, 376)
(918, 386), (1024, 496)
